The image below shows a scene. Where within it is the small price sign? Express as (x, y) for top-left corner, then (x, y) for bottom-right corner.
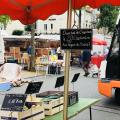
(1, 94), (27, 112)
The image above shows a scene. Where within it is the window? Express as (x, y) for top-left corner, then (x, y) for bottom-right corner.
(44, 24), (47, 31)
(49, 18), (56, 21)
(51, 24), (53, 30)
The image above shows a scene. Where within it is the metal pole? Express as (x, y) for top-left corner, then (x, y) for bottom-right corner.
(89, 107), (92, 120)
(63, 0), (72, 120)
(79, 10), (81, 28)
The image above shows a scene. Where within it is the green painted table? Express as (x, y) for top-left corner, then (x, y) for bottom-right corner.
(44, 98), (100, 120)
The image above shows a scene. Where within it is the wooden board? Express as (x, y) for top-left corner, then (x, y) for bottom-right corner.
(0, 105), (45, 120)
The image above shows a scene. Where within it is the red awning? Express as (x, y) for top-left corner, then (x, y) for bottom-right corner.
(93, 37), (107, 45)
(0, 0), (119, 24)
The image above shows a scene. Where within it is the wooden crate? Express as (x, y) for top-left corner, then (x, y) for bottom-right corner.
(36, 91), (64, 115)
(36, 91), (78, 106)
(10, 47), (20, 54)
(0, 105), (45, 120)
(36, 91), (78, 115)
(10, 47), (21, 60)
(45, 104), (63, 115)
(43, 97), (64, 115)
(0, 96), (45, 120)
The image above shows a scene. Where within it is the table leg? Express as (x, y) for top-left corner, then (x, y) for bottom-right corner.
(89, 106), (92, 120)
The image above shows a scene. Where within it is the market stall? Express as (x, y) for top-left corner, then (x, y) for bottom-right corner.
(92, 37), (108, 55)
(0, 1), (119, 120)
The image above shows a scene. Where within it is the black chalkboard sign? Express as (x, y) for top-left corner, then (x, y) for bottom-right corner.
(60, 29), (93, 49)
(25, 82), (43, 94)
(71, 73), (80, 83)
(55, 76), (64, 88)
(1, 94), (27, 112)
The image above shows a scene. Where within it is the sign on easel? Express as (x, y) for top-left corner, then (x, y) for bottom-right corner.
(55, 76), (64, 88)
(60, 29), (92, 50)
(25, 82), (43, 94)
(1, 94), (27, 112)
(71, 73), (80, 83)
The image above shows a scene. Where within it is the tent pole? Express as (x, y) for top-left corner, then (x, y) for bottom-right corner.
(63, 0), (72, 120)
(30, 23), (35, 71)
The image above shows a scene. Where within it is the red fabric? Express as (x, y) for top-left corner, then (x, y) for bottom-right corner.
(91, 55), (105, 68)
(92, 37), (107, 45)
(0, 0), (119, 24)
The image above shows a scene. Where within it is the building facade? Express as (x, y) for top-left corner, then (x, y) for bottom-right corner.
(36, 7), (100, 34)
(2, 7), (100, 35)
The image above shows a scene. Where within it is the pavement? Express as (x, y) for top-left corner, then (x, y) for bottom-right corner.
(0, 66), (120, 120)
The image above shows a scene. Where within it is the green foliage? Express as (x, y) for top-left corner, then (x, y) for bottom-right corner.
(25, 25), (32, 31)
(97, 5), (119, 33)
(12, 30), (23, 35)
(0, 15), (11, 29)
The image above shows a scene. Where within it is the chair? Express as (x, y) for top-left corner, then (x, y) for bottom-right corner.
(35, 57), (44, 76)
(0, 63), (22, 83)
(21, 53), (30, 70)
(35, 56), (49, 76)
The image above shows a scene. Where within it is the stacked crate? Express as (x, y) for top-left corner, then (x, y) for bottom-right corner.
(10, 47), (21, 63)
(36, 91), (78, 115)
(0, 95), (45, 120)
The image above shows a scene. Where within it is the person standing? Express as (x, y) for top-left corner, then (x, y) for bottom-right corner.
(27, 44), (32, 55)
(57, 45), (63, 60)
(82, 49), (91, 77)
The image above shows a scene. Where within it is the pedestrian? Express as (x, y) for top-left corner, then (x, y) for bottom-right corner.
(82, 49), (91, 77)
(27, 44), (32, 56)
(78, 51), (83, 67)
(56, 45), (63, 59)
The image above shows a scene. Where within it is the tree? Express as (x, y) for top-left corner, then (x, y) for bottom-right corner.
(25, 25), (32, 32)
(12, 30), (23, 35)
(97, 5), (119, 33)
(0, 15), (11, 30)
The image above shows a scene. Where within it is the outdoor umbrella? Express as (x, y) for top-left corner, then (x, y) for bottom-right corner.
(0, 0), (120, 120)
(93, 37), (107, 45)
(0, 0), (119, 25)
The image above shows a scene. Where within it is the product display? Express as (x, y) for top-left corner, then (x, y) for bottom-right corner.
(48, 64), (61, 74)
(0, 95), (45, 120)
(36, 91), (78, 115)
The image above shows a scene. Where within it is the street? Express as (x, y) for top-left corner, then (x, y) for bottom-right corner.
(0, 66), (120, 120)
(70, 67), (120, 120)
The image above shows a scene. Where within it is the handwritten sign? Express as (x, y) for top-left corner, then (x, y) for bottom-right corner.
(25, 82), (43, 94)
(60, 29), (92, 49)
(1, 94), (27, 112)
